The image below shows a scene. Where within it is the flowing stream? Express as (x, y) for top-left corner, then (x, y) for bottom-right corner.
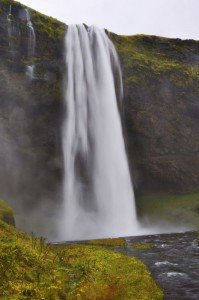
(54, 231), (199, 299)
(60, 24), (138, 241)
(124, 231), (199, 299)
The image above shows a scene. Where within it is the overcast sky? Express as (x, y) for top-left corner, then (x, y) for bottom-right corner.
(16, 0), (198, 40)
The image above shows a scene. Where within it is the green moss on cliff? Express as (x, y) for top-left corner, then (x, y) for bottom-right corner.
(0, 0), (65, 38)
(0, 0), (65, 60)
(137, 193), (199, 228)
(31, 10), (65, 41)
(0, 220), (163, 299)
(30, 8), (65, 59)
(0, 0), (19, 11)
(111, 34), (199, 91)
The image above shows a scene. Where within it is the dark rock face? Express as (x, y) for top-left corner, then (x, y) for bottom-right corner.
(111, 34), (199, 194)
(0, 0), (198, 226)
(0, 1), (65, 221)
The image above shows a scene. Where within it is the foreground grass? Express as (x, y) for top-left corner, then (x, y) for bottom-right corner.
(0, 221), (163, 299)
(137, 193), (199, 228)
(0, 199), (15, 226)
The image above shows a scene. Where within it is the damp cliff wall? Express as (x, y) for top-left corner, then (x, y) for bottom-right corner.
(0, 0), (198, 216)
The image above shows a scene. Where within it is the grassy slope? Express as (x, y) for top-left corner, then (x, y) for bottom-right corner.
(0, 220), (163, 299)
(0, 199), (15, 226)
(137, 193), (199, 228)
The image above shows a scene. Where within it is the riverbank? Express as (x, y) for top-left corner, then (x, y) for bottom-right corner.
(0, 219), (163, 299)
(124, 231), (199, 299)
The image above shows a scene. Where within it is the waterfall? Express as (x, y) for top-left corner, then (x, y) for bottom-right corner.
(7, 7), (36, 61)
(26, 65), (35, 82)
(20, 8), (36, 82)
(7, 5), (15, 50)
(24, 9), (36, 58)
(7, 5), (12, 42)
(61, 24), (138, 241)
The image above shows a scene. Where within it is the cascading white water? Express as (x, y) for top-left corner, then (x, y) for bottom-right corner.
(24, 9), (36, 58)
(21, 9), (36, 82)
(61, 24), (138, 241)
(7, 7), (35, 58)
(7, 5), (12, 40)
(7, 5), (15, 49)
(26, 65), (35, 82)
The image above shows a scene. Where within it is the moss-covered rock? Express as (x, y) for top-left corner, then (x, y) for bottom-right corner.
(0, 199), (15, 225)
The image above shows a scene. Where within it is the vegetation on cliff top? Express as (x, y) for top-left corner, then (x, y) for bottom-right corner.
(0, 220), (163, 299)
(0, 0), (65, 59)
(0, 0), (65, 36)
(111, 34), (199, 91)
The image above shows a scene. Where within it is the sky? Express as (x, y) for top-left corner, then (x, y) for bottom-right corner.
(16, 0), (198, 40)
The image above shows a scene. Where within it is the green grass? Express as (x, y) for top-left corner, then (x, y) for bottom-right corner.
(132, 243), (155, 250)
(0, 199), (15, 226)
(0, 220), (163, 299)
(137, 193), (199, 228)
(89, 237), (127, 247)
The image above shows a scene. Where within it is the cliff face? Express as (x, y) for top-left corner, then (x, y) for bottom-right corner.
(111, 34), (199, 194)
(0, 0), (198, 219)
(0, 0), (65, 218)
